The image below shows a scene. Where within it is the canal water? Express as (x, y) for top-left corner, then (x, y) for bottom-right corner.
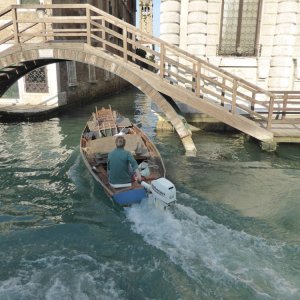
(0, 87), (299, 300)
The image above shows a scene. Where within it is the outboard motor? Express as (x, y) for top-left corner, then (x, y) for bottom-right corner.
(141, 178), (176, 208)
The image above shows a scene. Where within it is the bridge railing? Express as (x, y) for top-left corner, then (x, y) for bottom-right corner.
(270, 91), (300, 123)
(1, 4), (299, 129)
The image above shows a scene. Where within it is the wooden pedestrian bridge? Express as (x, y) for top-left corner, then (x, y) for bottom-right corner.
(0, 4), (300, 153)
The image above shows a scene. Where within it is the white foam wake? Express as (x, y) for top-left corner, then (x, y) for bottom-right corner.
(125, 200), (299, 298)
(0, 254), (127, 300)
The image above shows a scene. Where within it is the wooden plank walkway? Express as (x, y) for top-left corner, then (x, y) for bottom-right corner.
(0, 4), (300, 146)
(0, 104), (59, 121)
(258, 121), (300, 143)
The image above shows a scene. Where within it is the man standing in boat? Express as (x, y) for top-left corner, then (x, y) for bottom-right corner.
(108, 136), (142, 188)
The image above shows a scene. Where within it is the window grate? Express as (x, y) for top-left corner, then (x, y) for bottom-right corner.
(20, 0), (40, 3)
(25, 67), (48, 93)
(219, 0), (261, 56)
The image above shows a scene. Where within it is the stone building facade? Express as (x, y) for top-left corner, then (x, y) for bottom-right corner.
(0, 0), (136, 106)
(160, 0), (300, 91)
(139, 0), (153, 36)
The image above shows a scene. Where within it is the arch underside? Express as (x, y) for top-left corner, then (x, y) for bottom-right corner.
(0, 43), (196, 154)
(0, 59), (63, 97)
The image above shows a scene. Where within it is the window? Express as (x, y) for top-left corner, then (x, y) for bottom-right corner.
(20, 0), (40, 3)
(109, 1), (113, 14)
(18, 1), (42, 12)
(219, 0), (261, 56)
(67, 61), (77, 86)
(25, 67), (48, 93)
(142, 5), (151, 17)
(108, 1), (113, 29)
(88, 65), (96, 82)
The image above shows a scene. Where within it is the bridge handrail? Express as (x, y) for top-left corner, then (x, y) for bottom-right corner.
(87, 4), (292, 129)
(88, 6), (276, 95)
(88, 6), (277, 121)
(1, 4), (299, 130)
(0, 6), (12, 18)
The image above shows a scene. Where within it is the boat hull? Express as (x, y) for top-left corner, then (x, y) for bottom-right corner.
(112, 188), (147, 206)
(80, 107), (165, 207)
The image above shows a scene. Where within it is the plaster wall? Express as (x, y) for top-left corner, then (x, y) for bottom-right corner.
(160, 0), (300, 91)
(18, 63), (59, 106)
(58, 62), (129, 107)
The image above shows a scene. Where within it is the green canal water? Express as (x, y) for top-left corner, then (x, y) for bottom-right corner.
(0, 88), (299, 299)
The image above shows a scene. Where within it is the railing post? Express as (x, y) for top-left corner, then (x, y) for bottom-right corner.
(160, 43), (165, 78)
(100, 16), (105, 49)
(267, 96), (274, 129)
(192, 63), (196, 92)
(11, 7), (19, 44)
(231, 80), (237, 114)
(250, 91), (256, 119)
(42, 21), (46, 42)
(86, 7), (91, 45)
(195, 61), (201, 97)
(282, 92), (288, 120)
(37, 8), (47, 42)
(221, 77), (226, 106)
(123, 26), (128, 62)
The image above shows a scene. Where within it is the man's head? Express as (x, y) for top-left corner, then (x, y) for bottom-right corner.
(115, 136), (126, 148)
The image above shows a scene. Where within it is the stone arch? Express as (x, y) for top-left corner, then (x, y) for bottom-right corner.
(0, 44), (196, 154)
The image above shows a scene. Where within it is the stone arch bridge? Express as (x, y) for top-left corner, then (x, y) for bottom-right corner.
(1, 4), (300, 153)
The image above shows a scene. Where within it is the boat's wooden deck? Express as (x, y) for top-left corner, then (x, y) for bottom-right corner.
(81, 107), (165, 200)
(86, 134), (150, 157)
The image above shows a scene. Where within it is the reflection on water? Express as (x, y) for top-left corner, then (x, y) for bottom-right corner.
(0, 87), (300, 299)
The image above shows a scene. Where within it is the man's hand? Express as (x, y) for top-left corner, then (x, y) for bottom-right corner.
(135, 169), (142, 182)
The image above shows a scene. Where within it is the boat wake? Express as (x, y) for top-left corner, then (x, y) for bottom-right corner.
(0, 253), (127, 300)
(67, 152), (101, 200)
(125, 197), (299, 299)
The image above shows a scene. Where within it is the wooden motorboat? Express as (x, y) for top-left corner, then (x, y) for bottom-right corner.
(80, 107), (176, 207)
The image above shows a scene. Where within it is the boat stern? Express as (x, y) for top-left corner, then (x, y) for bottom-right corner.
(113, 188), (147, 206)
